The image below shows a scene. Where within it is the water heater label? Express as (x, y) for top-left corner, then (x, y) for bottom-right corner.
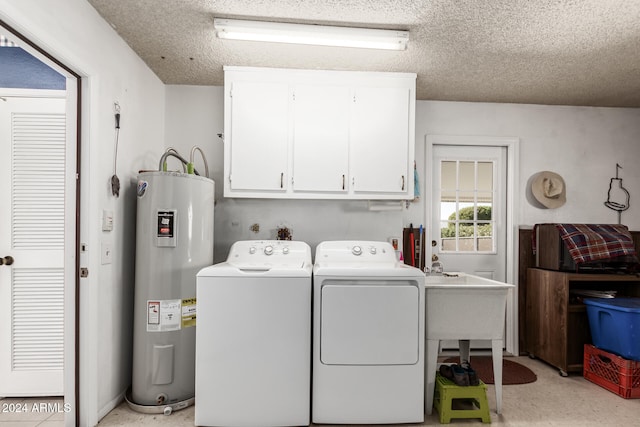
(146, 299), (181, 332)
(156, 210), (177, 247)
(181, 298), (197, 328)
(157, 211), (175, 237)
(147, 301), (160, 325)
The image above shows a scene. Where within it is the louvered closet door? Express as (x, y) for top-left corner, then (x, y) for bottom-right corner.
(0, 96), (66, 396)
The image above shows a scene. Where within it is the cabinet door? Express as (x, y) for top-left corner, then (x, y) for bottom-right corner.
(229, 81), (289, 192)
(350, 86), (410, 194)
(292, 84), (349, 193)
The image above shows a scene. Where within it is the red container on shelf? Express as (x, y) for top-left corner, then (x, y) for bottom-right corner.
(583, 344), (640, 399)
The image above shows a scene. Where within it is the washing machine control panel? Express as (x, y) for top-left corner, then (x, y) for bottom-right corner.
(229, 240), (311, 265)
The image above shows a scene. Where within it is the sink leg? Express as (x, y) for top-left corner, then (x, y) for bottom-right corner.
(459, 339), (470, 366)
(492, 339), (503, 414)
(425, 339), (439, 415)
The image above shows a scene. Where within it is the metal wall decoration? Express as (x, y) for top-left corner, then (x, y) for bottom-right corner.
(604, 163), (630, 224)
(276, 225), (292, 240)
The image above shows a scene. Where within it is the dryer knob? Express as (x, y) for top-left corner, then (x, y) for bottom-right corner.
(352, 245), (362, 256)
(370, 246), (377, 255)
(249, 246), (256, 254)
(282, 247), (290, 254)
(264, 245), (274, 256)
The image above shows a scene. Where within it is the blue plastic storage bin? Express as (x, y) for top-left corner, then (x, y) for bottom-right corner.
(583, 297), (640, 361)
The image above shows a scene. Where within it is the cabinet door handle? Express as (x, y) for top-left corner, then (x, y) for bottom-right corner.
(280, 172), (284, 188)
(401, 175), (405, 191)
(342, 174), (345, 190)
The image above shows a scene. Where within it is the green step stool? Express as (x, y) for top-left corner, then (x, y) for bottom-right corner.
(433, 372), (491, 424)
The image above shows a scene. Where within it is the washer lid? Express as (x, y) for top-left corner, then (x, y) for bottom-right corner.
(197, 240), (313, 278)
(197, 262), (312, 278)
(229, 260), (307, 271)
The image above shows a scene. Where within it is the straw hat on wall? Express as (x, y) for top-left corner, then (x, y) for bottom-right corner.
(531, 171), (566, 209)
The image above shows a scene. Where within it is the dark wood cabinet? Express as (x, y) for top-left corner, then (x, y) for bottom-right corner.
(525, 268), (640, 376)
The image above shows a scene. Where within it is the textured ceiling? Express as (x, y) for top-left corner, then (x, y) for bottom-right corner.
(88, 0), (640, 107)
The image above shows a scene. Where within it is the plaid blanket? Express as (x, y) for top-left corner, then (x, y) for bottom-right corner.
(556, 224), (637, 264)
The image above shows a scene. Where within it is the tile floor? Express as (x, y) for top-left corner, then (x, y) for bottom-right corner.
(0, 396), (65, 427)
(3, 356), (639, 426)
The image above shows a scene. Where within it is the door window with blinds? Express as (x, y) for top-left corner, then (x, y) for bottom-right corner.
(438, 159), (496, 253)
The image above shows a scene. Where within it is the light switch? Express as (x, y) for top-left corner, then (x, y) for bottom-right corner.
(102, 210), (114, 231)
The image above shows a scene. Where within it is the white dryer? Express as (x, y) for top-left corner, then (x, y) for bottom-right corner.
(195, 240), (312, 427)
(312, 241), (425, 424)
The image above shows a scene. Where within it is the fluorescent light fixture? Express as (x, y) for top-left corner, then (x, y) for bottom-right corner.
(213, 18), (409, 51)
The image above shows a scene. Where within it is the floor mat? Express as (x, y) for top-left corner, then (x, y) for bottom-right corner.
(443, 356), (537, 385)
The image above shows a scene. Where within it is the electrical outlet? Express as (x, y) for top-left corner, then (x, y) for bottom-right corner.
(101, 242), (112, 265)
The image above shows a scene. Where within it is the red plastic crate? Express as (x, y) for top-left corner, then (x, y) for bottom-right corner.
(583, 344), (640, 399)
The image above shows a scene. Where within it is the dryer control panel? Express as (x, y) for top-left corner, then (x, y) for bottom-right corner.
(315, 241), (396, 263)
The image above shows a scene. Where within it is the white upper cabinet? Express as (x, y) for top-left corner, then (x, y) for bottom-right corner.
(350, 86), (411, 194)
(292, 84), (350, 194)
(228, 80), (289, 192)
(223, 66), (416, 199)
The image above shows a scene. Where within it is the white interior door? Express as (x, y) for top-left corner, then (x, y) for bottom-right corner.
(0, 95), (66, 396)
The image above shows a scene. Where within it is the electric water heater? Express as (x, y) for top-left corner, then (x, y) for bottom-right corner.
(131, 171), (214, 408)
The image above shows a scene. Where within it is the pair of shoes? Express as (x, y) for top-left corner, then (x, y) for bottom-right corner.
(458, 359), (480, 386)
(466, 366), (480, 386)
(452, 364), (470, 386)
(440, 363), (479, 386)
(439, 364), (454, 381)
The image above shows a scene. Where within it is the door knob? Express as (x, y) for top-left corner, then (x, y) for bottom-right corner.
(1, 256), (14, 266)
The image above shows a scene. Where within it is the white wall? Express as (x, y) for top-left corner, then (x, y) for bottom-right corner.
(0, 1), (166, 426)
(410, 101), (640, 231)
(164, 85), (224, 198)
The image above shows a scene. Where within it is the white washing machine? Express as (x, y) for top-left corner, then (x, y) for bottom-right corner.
(195, 240), (312, 427)
(312, 241), (425, 424)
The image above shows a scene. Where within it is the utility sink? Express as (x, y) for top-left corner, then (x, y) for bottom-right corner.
(424, 272), (515, 416)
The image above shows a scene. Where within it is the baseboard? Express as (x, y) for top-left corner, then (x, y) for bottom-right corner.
(97, 389), (126, 421)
